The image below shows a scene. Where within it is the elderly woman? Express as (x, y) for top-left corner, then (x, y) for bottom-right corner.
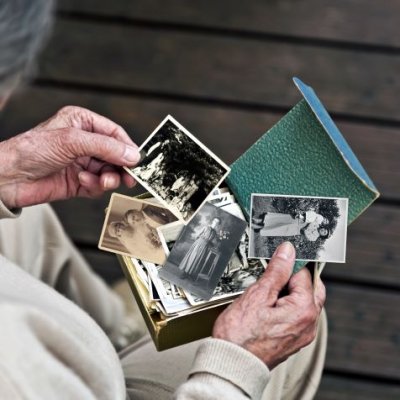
(0, 2), (327, 400)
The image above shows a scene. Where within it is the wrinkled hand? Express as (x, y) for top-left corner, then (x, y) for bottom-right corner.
(213, 242), (326, 369)
(0, 106), (140, 209)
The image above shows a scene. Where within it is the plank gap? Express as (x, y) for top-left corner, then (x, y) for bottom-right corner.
(56, 10), (400, 56)
(323, 368), (400, 387)
(32, 78), (400, 129)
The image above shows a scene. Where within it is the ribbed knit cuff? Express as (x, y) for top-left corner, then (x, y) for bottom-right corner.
(0, 199), (21, 220)
(189, 338), (270, 400)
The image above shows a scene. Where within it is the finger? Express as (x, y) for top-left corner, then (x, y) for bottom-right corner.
(83, 110), (137, 147)
(314, 277), (326, 311)
(59, 106), (137, 148)
(78, 171), (105, 198)
(62, 129), (141, 167)
(257, 241), (296, 300)
(122, 172), (136, 188)
(85, 157), (107, 174)
(287, 267), (313, 297)
(99, 171), (121, 190)
(84, 161), (134, 189)
(99, 164), (136, 188)
(98, 164), (120, 175)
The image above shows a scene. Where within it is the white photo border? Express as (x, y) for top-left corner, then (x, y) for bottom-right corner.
(248, 193), (349, 263)
(124, 115), (231, 222)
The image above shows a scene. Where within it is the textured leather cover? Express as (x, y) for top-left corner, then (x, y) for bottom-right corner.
(227, 78), (379, 272)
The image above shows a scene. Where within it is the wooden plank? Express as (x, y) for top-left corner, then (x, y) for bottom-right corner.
(323, 205), (400, 288)
(0, 87), (398, 199)
(324, 283), (400, 379)
(317, 374), (400, 400)
(38, 19), (400, 122)
(58, 0), (400, 48)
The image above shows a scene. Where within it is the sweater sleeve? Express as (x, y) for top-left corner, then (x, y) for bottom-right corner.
(175, 339), (270, 400)
(0, 255), (127, 400)
(0, 302), (127, 400)
(0, 304), (98, 399)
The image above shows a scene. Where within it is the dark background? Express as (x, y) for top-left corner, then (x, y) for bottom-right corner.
(0, 1), (399, 398)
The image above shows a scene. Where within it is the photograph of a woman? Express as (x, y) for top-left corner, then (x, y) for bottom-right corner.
(179, 217), (222, 280)
(160, 202), (247, 300)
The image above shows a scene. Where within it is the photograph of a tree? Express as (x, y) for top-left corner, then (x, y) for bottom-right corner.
(132, 118), (229, 220)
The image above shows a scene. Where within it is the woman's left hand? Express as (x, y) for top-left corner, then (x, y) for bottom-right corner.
(0, 106), (140, 209)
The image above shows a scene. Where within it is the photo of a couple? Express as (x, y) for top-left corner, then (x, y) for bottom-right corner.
(249, 194), (348, 262)
(99, 194), (177, 264)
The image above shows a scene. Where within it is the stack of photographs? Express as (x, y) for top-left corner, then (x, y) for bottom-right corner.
(123, 189), (267, 317)
(99, 115), (349, 323)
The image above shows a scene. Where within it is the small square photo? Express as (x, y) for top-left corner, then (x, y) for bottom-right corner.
(159, 202), (247, 300)
(98, 194), (177, 264)
(249, 194), (348, 263)
(124, 115), (230, 222)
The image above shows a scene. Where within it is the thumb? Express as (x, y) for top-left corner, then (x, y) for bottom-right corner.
(61, 128), (141, 166)
(257, 241), (296, 303)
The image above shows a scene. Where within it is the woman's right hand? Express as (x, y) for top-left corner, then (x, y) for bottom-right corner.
(0, 106), (140, 209)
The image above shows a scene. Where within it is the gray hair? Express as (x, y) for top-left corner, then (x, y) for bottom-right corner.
(0, 0), (54, 96)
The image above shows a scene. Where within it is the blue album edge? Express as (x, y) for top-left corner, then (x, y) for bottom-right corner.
(293, 77), (379, 198)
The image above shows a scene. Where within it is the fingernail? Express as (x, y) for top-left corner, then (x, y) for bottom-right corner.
(123, 146), (141, 164)
(78, 171), (90, 185)
(104, 176), (113, 189)
(274, 241), (294, 260)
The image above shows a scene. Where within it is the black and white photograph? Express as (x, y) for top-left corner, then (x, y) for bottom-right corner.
(125, 115), (230, 222)
(249, 194), (348, 262)
(185, 229), (267, 305)
(159, 202), (247, 300)
(157, 221), (184, 256)
(98, 193), (177, 264)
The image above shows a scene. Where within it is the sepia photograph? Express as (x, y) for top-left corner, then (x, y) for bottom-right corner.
(249, 194), (348, 262)
(159, 202), (247, 300)
(124, 115), (230, 222)
(98, 193), (177, 264)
